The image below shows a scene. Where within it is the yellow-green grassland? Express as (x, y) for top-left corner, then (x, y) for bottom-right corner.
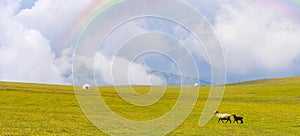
(1, 76), (300, 135)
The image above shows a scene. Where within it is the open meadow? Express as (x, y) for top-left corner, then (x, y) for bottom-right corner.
(0, 77), (300, 135)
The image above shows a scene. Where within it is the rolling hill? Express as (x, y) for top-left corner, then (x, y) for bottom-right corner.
(0, 76), (299, 135)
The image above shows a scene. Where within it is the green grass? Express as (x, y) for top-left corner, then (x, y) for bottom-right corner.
(0, 77), (300, 135)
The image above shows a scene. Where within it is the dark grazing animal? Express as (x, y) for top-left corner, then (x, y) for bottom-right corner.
(214, 111), (231, 123)
(232, 114), (244, 123)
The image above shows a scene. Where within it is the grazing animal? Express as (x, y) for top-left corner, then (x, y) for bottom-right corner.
(232, 114), (244, 123)
(214, 111), (231, 123)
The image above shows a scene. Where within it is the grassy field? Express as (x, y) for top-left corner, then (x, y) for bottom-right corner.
(0, 77), (300, 135)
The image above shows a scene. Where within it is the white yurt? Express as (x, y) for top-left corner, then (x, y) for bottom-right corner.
(194, 83), (200, 87)
(82, 83), (92, 90)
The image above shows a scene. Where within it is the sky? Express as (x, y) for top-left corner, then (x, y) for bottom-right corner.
(0, 0), (300, 85)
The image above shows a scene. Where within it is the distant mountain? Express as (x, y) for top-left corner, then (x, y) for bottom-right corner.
(149, 70), (211, 86)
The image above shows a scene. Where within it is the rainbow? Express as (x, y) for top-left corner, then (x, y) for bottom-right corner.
(62, 0), (300, 49)
(70, 0), (121, 37)
(259, 0), (300, 21)
(61, 0), (121, 50)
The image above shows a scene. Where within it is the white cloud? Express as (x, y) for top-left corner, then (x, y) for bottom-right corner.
(214, 0), (300, 78)
(0, 1), (62, 83)
(16, 0), (91, 53)
(74, 54), (165, 86)
(0, 0), (95, 84)
(1, 0), (300, 84)
(97, 53), (164, 85)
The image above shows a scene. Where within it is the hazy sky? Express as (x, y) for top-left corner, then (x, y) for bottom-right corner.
(0, 0), (300, 84)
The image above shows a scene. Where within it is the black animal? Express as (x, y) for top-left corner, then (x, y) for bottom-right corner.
(232, 114), (243, 123)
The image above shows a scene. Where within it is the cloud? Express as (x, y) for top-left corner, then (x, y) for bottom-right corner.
(0, 1), (62, 83)
(0, 0), (94, 84)
(1, 0), (300, 84)
(213, 0), (300, 80)
(96, 53), (165, 85)
(16, 0), (91, 54)
(69, 14), (169, 85)
(73, 53), (165, 86)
